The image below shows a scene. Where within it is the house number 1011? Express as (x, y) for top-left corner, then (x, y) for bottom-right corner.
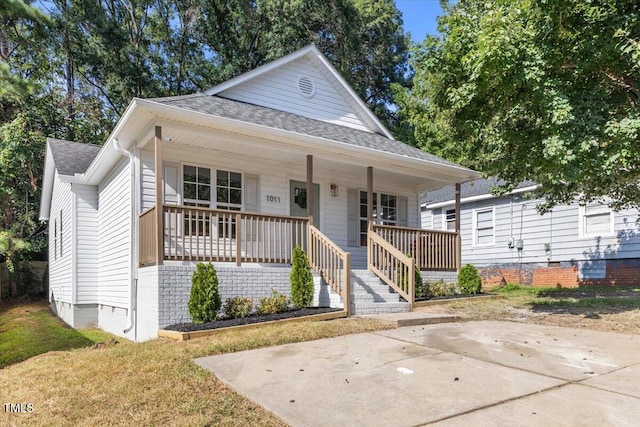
(265, 195), (281, 203)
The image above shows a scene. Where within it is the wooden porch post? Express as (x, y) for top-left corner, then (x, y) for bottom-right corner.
(306, 155), (313, 256)
(455, 182), (461, 272)
(367, 166), (373, 226)
(366, 166), (373, 267)
(154, 126), (164, 266)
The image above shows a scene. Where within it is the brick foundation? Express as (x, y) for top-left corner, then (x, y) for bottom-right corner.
(478, 259), (640, 289)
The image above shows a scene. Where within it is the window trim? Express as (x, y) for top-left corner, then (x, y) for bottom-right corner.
(472, 206), (495, 247)
(180, 163), (244, 210)
(578, 204), (614, 239)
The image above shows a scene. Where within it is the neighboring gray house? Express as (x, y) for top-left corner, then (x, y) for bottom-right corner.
(422, 178), (640, 287)
(40, 45), (478, 342)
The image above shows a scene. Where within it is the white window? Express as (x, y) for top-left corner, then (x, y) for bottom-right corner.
(182, 166), (243, 237)
(579, 204), (614, 238)
(444, 208), (456, 231)
(473, 207), (495, 246)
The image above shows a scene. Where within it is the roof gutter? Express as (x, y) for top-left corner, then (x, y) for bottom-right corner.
(425, 185), (541, 209)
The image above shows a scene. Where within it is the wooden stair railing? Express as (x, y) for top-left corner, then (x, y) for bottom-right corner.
(308, 225), (351, 315)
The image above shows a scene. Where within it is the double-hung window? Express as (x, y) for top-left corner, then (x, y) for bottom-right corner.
(579, 204), (614, 238)
(216, 170), (242, 238)
(473, 207), (495, 246)
(444, 208), (456, 231)
(183, 165), (211, 235)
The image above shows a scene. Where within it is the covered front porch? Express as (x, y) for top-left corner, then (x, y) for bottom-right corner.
(138, 129), (464, 313)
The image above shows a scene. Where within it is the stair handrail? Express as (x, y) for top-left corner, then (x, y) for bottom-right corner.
(308, 225), (351, 315)
(367, 229), (415, 307)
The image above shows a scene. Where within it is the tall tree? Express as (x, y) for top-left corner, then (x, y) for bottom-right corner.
(401, 0), (640, 211)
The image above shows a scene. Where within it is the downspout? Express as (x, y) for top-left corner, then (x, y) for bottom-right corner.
(113, 139), (137, 336)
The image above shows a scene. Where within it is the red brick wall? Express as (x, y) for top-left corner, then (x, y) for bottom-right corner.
(477, 259), (640, 289)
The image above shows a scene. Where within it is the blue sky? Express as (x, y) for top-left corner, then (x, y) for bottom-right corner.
(395, 0), (445, 42)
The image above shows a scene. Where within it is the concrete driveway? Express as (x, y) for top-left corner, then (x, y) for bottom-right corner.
(195, 321), (640, 426)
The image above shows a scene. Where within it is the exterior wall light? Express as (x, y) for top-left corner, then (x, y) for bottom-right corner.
(330, 184), (338, 197)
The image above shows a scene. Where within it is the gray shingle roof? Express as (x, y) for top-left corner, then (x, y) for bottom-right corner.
(48, 138), (102, 176)
(147, 94), (463, 168)
(424, 178), (538, 205)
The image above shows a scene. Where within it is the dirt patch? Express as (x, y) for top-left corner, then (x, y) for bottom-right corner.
(417, 286), (640, 335)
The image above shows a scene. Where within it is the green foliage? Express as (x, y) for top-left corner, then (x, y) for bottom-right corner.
(423, 280), (456, 298)
(256, 289), (289, 315)
(223, 296), (254, 319)
(458, 264), (482, 295)
(290, 246), (314, 308)
(401, 0), (640, 212)
(188, 263), (221, 323)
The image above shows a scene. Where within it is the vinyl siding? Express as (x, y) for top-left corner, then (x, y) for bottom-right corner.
(74, 184), (99, 303)
(98, 160), (131, 307)
(218, 58), (371, 132)
(141, 144), (420, 268)
(48, 171), (73, 303)
(426, 194), (640, 266)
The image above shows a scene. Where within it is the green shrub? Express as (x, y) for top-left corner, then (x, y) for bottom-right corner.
(290, 245), (314, 308)
(424, 280), (456, 298)
(188, 263), (221, 323)
(256, 289), (289, 315)
(395, 254), (423, 298)
(223, 296), (254, 318)
(458, 264), (482, 294)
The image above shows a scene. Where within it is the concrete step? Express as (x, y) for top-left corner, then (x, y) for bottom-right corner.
(349, 269), (411, 315)
(356, 312), (461, 327)
(350, 301), (411, 315)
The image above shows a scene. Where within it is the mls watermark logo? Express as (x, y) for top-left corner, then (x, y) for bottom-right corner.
(4, 403), (34, 413)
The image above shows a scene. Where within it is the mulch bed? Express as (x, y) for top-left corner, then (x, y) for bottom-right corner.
(165, 307), (342, 332)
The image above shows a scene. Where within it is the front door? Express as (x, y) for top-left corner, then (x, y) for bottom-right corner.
(290, 180), (320, 227)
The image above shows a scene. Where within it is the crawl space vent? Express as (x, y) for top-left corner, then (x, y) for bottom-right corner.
(297, 76), (315, 98)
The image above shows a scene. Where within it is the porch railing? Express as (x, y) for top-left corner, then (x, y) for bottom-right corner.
(139, 204), (310, 266)
(372, 224), (458, 271)
(367, 229), (415, 306)
(308, 225), (351, 315)
(139, 206), (157, 266)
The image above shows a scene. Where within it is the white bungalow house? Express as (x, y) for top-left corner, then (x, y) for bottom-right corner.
(422, 178), (640, 288)
(40, 45), (478, 341)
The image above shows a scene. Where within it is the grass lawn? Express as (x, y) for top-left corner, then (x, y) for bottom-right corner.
(0, 298), (391, 426)
(2, 286), (639, 425)
(0, 299), (113, 369)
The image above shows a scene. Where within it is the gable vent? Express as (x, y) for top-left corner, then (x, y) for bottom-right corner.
(297, 76), (315, 98)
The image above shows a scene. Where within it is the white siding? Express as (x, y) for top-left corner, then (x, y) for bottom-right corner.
(218, 58), (371, 132)
(141, 144), (420, 269)
(48, 171), (73, 303)
(98, 161), (131, 307)
(74, 184), (99, 303)
(435, 195), (640, 266)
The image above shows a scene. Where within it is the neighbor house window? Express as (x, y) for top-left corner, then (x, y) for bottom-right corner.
(473, 207), (495, 246)
(579, 204), (614, 238)
(444, 208), (456, 231)
(359, 191), (397, 246)
(183, 165), (211, 235)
